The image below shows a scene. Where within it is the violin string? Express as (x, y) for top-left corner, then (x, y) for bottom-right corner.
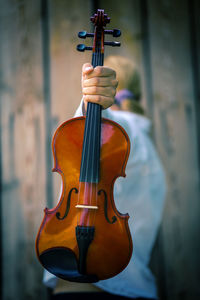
(83, 103), (93, 226)
(86, 51), (97, 226)
(84, 103), (93, 182)
(80, 100), (91, 181)
(97, 51), (104, 225)
(86, 182), (89, 227)
(93, 50), (102, 226)
(77, 181), (82, 226)
(88, 103), (95, 226)
(78, 102), (92, 226)
(90, 53), (98, 225)
(89, 49), (99, 224)
(90, 95), (95, 183)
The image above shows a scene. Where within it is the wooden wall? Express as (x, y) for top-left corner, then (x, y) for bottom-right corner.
(146, 2), (200, 299)
(0, 0), (199, 299)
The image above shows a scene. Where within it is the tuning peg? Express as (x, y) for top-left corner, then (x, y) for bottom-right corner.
(104, 41), (121, 47)
(104, 29), (121, 37)
(77, 44), (93, 52)
(78, 31), (94, 39)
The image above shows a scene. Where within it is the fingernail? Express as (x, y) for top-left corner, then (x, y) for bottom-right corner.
(85, 67), (93, 72)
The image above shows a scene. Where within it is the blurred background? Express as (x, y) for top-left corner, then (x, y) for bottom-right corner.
(0, 0), (200, 299)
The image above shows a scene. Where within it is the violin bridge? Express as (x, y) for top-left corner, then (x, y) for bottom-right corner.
(75, 204), (98, 210)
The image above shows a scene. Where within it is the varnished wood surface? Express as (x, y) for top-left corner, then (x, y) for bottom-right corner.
(36, 117), (132, 279)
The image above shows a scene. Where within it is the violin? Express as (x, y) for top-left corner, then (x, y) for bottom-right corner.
(35, 9), (133, 283)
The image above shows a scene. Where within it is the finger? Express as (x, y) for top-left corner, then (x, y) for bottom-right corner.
(84, 95), (114, 109)
(83, 86), (116, 98)
(82, 63), (94, 75)
(85, 66), (116, 79)
(83, 77), (118, 88)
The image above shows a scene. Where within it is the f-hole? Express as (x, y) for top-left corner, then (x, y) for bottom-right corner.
(56, 187), (78, 220)
(98, 189), (117, 224)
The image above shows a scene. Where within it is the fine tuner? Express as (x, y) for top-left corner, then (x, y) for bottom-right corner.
(77, 28), (121, 52)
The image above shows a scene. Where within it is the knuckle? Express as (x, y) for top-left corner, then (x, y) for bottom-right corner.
(95, 66), (102, 75)
(112, 70), (116, 78)
(107, 87), (112, 96)
(84, 95), (88, 101)
(96, 95), (101, 103)
(91, 86), (98, 94)
(111, 88), (116, 97)
(93, 77), (99, 85)
(113, 79), (118, 87)
(82, 88), (88, 95)
(104, 98), (112, 109)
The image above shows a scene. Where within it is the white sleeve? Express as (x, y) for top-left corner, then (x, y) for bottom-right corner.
(43, 269), (58, 288)
(74, 98), (85, 117)
(74, 99), (134, 140)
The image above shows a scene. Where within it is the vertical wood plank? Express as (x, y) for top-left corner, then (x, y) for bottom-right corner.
(139, 0), (155, 121)
(188, 0), (200, 174)
(41, 0), (54, 209)
(0, 0), (47, 299)
(147, 0), (200, 299)
(0, 58), (2, 300)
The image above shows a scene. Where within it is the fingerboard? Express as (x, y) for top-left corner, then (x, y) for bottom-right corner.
(79, 52), (104, 183)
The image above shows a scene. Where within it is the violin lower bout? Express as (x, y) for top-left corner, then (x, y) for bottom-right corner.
(37, 202), (132, 282)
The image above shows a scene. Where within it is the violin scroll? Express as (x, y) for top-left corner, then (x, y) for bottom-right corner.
(77, 9), (121, 53)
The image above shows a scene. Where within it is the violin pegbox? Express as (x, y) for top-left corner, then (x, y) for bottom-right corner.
(76, 9), (121, 52)
(90, 9), (110, 26)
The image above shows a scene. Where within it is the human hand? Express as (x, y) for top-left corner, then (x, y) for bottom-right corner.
(82, 63), (118, 110)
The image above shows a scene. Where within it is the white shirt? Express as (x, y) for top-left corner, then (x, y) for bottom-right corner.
(43, 101), (166, 299)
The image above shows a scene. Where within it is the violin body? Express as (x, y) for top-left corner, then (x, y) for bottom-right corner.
(36, 9), (133, 282)
(36, 116), (132, 281)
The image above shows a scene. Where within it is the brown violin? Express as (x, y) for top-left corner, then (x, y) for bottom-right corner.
(36, 9), (133, 283)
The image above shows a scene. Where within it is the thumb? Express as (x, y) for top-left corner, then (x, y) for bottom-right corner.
(82, 63), (94, 75)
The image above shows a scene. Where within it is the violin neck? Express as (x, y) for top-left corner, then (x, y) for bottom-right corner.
(79, 52), (104, 183)
(92, 52), (104, 67)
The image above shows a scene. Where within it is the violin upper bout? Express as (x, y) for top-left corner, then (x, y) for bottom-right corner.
(101, 118), (130, 182)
